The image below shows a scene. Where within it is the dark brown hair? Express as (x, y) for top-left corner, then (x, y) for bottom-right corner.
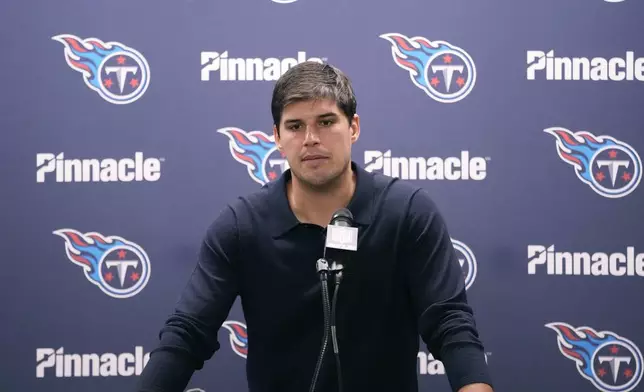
(271, 62), (357, 135)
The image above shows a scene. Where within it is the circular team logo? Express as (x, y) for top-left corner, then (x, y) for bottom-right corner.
(99, 244), (151, 299)
(380, 33), (476, 103)
(547, 323), (643, 392)
(590, 144), (641, 198)
(451, 239), (477, 291)
(592, 340), (643, 392)
(98, 50), (150, 104)
(53, 229), (151, 299)
(544, 128), (641, 199)
(52, 34), (151, 105)
(423, 44), (476, 103)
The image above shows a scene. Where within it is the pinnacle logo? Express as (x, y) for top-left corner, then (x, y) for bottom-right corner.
(527, 50), (644, 81)
(36, 152), (163, 183)
(364, 150), (488, 180)
(527, 245), (644, 277)
(36, 346), (150, 378)
(200, 51), (325, 81)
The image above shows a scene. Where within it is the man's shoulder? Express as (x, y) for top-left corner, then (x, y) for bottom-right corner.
(203, 184), (276, 240)
(225, 183), (276, 217)
(367, 172), (447, 242)
(368, 170), (437, 214)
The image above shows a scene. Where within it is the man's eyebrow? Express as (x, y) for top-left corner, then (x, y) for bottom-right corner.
(317, 112), (338, 119)
(283, 112), (338, 124)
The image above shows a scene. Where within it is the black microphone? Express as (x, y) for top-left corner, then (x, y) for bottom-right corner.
(310, 208), (357, 392)
(330, 207), (354, 225)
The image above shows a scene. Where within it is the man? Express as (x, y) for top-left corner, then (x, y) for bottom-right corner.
(135, 62), (493, 392)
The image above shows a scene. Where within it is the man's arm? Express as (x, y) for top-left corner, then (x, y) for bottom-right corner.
(135, 205), (241, 392)
(402, 189), (493, 392)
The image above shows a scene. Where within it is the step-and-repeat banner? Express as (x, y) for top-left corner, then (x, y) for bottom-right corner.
(2, 0), (643, 391)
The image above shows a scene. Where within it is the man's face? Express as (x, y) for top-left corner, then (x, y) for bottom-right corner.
(273, 98), (360, 189)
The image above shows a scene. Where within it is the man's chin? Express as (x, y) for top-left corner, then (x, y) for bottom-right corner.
(294, 169), (339, 189)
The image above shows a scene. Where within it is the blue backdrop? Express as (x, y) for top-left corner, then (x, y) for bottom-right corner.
(2, 0), (643, 391)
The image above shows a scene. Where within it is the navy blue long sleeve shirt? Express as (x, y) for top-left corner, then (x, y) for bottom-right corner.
(135, 161), (492, 392)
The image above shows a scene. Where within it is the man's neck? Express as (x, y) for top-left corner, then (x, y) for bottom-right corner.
(287, 165), (356, 228)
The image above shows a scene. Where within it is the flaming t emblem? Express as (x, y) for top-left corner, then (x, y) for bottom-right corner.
(52, 34), (150, 104)
(546, 322), (643, 392)
(544, 127), (641, 198)
(380, 33), (476, 103)
(53, 229), (151, 299)
(218, 127), (289, 185)
(222, 320), (248, 358)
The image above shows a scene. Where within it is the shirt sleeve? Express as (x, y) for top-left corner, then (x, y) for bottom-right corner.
(135, 205), (241, 392)
(403, 189), (493, 391)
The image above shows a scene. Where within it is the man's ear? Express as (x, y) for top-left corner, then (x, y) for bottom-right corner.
(350, 114), (360, 144)
(273, 124), (282, 151)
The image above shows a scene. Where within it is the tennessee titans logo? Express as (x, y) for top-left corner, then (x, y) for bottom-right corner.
(451, 239), (477, 291)
(380, 33), (476, 103)
(52, 34), (150, 104)
(544, 127), (641, 198)
(546, 322), (643, 392)
(218, 127), (290, 186)
(53, 229), (151, 299)
(221, 320), (248, 358)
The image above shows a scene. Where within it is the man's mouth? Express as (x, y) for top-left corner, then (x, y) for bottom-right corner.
(302, 155), (328, 161)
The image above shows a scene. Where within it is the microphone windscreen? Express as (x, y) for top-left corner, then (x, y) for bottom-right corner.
(330, 208), (354, 226)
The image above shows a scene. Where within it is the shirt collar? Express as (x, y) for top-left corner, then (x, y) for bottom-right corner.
(267, 161), (375, 238)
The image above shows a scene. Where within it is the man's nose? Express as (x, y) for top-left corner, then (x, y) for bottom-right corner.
(303, 126), (321, 145)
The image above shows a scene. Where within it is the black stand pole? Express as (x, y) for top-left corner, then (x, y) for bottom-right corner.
(309, 258), (345, 392)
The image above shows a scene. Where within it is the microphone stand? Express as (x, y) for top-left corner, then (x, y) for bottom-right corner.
(310, 258), (345, 392)
(330, 260), (344, 392)
(310, 258), (332, 392)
